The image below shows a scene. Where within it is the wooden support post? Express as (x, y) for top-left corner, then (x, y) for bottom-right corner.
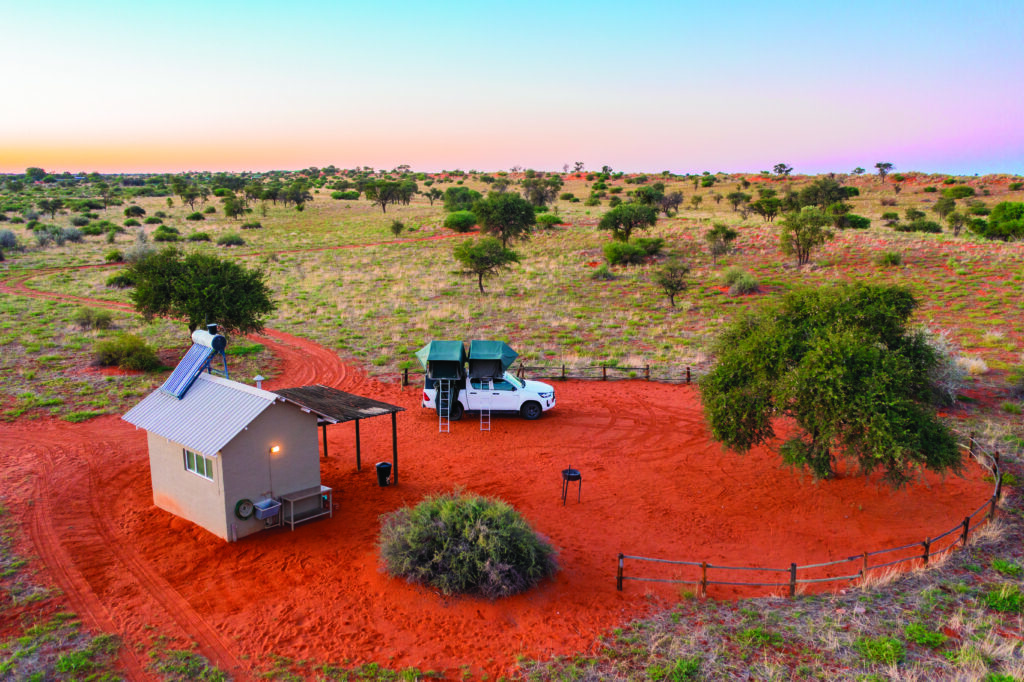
(996, 472), (1003, 505)
(391, 412), (398, 485)
(616, 554), (624, 591)
(355, 419), (361, 471)
(789, 563), (797, 597)
(402, 367), (408, 386)
(686, 366), (691, 384)
(922, 539), (930, 566)
(700, 561), (708, 598)
(645, 364), (650, 380)
(960, 516), (970, 547)
(321, 423), (328, 459)
(602, 365), (607, 381)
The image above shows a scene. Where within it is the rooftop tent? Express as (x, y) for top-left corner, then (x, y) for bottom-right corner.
(467, 340), (518, 379)
(415, 340), (467, 380)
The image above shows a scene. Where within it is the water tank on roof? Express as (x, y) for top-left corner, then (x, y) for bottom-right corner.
(191, 327), (227, 351)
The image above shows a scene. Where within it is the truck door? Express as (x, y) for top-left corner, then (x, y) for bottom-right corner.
(490, 377), (520, 411)
(467, 378), (491, 410)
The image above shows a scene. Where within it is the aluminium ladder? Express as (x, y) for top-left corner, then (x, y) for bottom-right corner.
(479, 396), (490, 432)
(437, 379), (452, 433)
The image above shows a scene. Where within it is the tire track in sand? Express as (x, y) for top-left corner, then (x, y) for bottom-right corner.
(30, 472), (152, 680)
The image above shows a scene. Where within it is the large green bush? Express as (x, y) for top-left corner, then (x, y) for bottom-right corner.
(379, 491), (557, 599)
(971, 201), (1024, 240)
(603, 240), (647, 265)
(94, 334), (161, 371)
(443, 210), (477, 232)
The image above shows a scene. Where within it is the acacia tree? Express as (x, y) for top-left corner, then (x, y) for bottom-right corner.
(472, 192), (536, 247)
(700, 284), (961, 487)
(597, 202), (658, 242)
(705, 223), (738, 265)
(875, 162), (894, 183)
(453, 237), (519, 293)
(773, 163), (793, 178)
(37, 198), (64, 219)
(126, 247), (276, 335)
(653, 259), (690, 307)
(779, 207), (833, 267)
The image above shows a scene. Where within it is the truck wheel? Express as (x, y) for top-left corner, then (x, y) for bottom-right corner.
(449, 401), (464, 421)
(520, 402), (542, 420)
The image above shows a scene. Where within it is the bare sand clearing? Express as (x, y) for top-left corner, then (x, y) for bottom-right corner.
(0, 329), (991, 680)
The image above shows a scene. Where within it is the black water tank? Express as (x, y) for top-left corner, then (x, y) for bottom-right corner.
(375, 462), (392, 487)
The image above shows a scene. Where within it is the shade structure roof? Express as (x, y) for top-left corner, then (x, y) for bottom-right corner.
(123, 372), (280, 457)
(272, 385), (404, 425)
(414, 340), (466, 369)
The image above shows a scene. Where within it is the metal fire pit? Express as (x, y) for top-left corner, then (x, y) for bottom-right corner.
(561, 468), (582, 505)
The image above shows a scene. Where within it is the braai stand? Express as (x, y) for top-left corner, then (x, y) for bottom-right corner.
(561, 468), (582, 505)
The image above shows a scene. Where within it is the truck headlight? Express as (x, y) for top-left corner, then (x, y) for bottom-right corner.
(538, 391), (553, 399)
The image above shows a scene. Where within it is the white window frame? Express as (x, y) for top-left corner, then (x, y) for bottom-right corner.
(183, 449), (214, 481)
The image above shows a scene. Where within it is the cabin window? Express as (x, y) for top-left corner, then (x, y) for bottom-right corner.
(184, 449), (214, 480)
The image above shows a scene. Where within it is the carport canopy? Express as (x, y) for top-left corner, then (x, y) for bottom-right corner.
(273, 385), (405, 484)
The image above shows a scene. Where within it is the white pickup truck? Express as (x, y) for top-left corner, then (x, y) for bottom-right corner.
(422, 372), (556, 420)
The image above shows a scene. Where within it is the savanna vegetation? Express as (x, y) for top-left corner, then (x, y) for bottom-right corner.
(1, 163), (1023, 679)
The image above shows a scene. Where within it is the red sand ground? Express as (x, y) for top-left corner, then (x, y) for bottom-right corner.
(0, 327), (993, 680)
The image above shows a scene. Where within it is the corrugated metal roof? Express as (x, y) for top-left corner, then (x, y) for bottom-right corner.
(122, 373), (279, 457)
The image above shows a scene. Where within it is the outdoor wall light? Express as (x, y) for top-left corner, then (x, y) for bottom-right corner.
(270, 445), (281, 454)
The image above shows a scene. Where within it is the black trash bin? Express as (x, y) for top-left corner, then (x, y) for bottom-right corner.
(375, 462), (392, 487)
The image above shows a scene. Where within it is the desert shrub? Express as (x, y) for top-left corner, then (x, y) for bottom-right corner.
(212, 188), (232, 197)
(875, 251), (902, 266)
(332, 190), (360, 200)
(646, 657), (701, 680)
(186, 231), (211, 242)
(853, 636), (905, 665)
(956, 355), (988, 376)
(104, 249), (123, 263)
(389, 220), (405, 237)
(105, 270), (135, 288)
(73, 307), (114, 330)
(0, 229), (17, 249)
(203, 206), (216, 214)
(591, 264), (615, 280)
(971, 201), (1023, 239)
(94, 334), (161, 371)
(843, 214), (871, 229)
(558, 192), (575, 201)
(879, 197), (897, 206)
(379, 491), (557, 599)
(904, 623), (947, 648)
(443, 210), (477, 232)
(217, 232), (245, 246)
(924, 331), (967, 405)
(241, 220), (262, 229)
(535, 213), (561, 229)
(185, 211), (205, 221)
(143, 216), (163, 224)
(729, 273), (759, 295)
(634, 237), (665, 256)
(603, 240), (646, 265)
(942, 185), (975, 199)
(923, 186), (937, 193)
(584, 196), (600, 206)
(1009, 182), (1023, 191)
(123, 218), (141, 227)
(608, 196), (622, 207)
(881, 212), (900, 226)
(153, 226), (180, 242)
(943, 177), (957, 185)
(894, 219), (942, 233)
(71, 215), (90, 226)
(9, 216), (24, 224)
(721, 267), (745, 286)
(984, 584), (1023, 613)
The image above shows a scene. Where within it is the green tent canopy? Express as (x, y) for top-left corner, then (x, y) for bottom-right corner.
(415, 341), (467, 379)
(468, 340), (518, 378)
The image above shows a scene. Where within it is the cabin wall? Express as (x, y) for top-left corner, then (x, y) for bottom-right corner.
(147, 432), (229, 540)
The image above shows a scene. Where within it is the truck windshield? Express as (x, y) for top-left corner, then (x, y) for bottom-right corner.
(504, 372), (525, 390)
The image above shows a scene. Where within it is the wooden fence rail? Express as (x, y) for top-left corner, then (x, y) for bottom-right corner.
(618, 440), (1003, 597)
(401, 363), (697, 386)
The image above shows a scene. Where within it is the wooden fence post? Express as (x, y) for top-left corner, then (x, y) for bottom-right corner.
(561, 364), (566, 380)
(960, 516), (970, 547)
(996, 472), (1004, 504)
(922, 539), (930, 566)
(402, 368), (408, 386)
(969, 431), (975, 457)
(645, 364), (650, 381)
(686, 366), (691, 384)
(861, 551), (868, 579)
(602, 366), (607, 381)
(616, 554), (624, 591)
(789, 563), (797, 597)
(700, 561), (708, 598)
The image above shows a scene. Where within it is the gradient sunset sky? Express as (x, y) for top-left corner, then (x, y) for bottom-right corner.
(3, 0), (1022, 175)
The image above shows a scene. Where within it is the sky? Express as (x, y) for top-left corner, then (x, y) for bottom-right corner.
(2, 0), (1022, 175)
